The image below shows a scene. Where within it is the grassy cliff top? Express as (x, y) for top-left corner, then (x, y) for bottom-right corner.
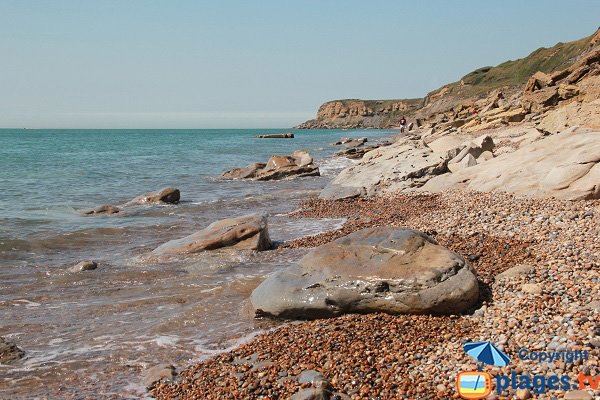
(430, 30), (598, 99)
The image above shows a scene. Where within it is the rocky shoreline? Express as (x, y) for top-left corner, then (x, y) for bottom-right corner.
(150, 36), (600, 397)
(151, 190), (599, 399)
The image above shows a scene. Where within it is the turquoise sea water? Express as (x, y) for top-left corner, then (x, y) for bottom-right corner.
(0, 128), (392, 241)
(0, 128), (395, 398)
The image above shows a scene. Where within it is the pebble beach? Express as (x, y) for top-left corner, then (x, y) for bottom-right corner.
(152, 190), (599, 399)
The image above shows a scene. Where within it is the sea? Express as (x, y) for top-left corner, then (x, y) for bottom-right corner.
(0, 128), (396, 399)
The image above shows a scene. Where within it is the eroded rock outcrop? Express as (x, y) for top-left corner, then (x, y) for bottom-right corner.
(421, 128), (600, 200)
(320, 136), (448, 200)
(152, 213), (272, 255)
(251, 227), (480, 319)
(296, 99), (422, 129)
(222, 151), (319, 181)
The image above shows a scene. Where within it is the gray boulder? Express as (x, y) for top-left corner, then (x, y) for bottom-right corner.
(152, 213), (272, 255)
(251, 227), (479, 319)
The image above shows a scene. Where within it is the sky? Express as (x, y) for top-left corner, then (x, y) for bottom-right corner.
(0, 0), (599, 129)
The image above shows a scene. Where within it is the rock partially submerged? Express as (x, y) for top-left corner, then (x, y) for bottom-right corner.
(251, 227), (479, 319)
(320, 136), (448, 200)
(83, 204), (120, 216)
(70, 260), (98, 272)
(0, 337), (25, 364)
(222, 151), (319, 181)
(256, 133), (294, 138)
(421, 128), (600, 200)
(142, 364), (176, 388)
(152, 213), (272, 255)
(132, 187), (180, 205)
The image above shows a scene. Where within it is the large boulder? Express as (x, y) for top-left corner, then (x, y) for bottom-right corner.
(320, 137), (448, 200)
(132, 187), (180, 205)
(421, 128), (600, 200)
(222, 151), (319, 181)
(250, 228), (480, 319)
(152, 213), (272, 255)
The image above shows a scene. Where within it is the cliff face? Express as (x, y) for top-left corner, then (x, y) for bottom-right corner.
(296, 99), (422, 129)
(297, 28), (599, 129)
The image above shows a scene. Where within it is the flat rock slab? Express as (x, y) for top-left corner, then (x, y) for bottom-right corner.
(251, 227), (479, 319)
(152, 213), (272, 255)
(256, 133), (294, 138)
(421, 129), (600, 200)
(320, 137), (448, 200)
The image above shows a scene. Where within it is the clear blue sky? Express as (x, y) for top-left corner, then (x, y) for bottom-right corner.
(1, 0), (598, 128)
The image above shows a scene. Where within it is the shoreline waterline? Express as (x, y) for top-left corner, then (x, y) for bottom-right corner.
(0, 128), (392, 399)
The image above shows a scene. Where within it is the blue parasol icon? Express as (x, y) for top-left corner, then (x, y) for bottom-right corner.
(463, 341), (511, 367)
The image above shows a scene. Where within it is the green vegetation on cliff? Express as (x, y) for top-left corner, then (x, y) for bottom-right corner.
(446, 33), (595, 97)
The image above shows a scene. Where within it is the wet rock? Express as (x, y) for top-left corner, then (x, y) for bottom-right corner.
(251, 227), (479, 319)
(142, 364), (176, 388)
(83, 204), (120, 216)
(132, 187), (180, 205)
(152, 213), (272, 255)
(335, 143), (389, 160)
(334, 137), (367, 146)
(0, 337), (25, 364)
(222, 151), (319, 181)
(70, 260), (98, 272)
(256, 132), (294, 138)
(221, 162), (266, 180)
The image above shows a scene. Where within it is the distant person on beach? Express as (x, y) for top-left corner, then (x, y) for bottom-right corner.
(399, 116), (407, 133)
